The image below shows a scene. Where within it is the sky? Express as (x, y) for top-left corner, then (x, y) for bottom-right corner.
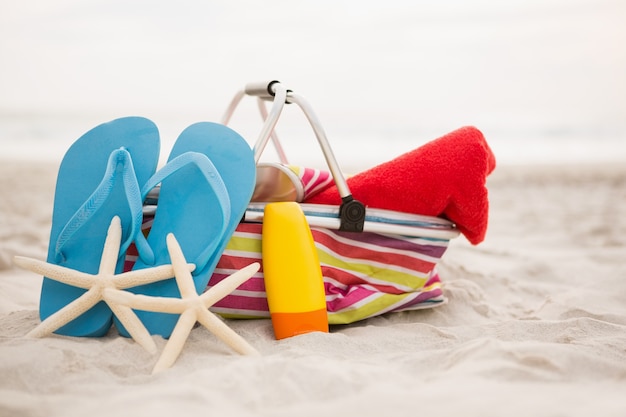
(1, 0), (625, 164)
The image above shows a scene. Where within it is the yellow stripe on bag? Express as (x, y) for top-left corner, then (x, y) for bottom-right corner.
(315, 249), (428, 290)
(225, 235), (262, 252)
(327, 292), (415, 325)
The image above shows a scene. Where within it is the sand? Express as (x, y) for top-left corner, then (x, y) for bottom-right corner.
(1, 158), (625, 417)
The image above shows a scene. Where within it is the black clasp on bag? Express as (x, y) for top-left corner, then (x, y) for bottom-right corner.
(339, 196), (366, 232)
(244, 80), (292, 102)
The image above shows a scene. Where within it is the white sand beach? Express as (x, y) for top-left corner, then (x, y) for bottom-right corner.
(2, 0), (625, 414)
(1, 158), (625, 417)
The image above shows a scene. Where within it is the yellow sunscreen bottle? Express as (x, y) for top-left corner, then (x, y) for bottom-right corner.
(262, 202), (329, 339)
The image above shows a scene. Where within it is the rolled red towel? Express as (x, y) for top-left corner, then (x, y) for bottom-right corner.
(305, 126), (496, 244)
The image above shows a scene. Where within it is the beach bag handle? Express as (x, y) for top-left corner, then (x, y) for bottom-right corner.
(220, 80), (366, 233)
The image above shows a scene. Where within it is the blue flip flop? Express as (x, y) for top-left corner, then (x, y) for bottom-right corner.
(117, 122), (256, 338)
(41, 117), (160, 337)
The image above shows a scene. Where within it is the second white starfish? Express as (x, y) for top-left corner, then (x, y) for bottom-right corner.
(105, 233), (261, 374)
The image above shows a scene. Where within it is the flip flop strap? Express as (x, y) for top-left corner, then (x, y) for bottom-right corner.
(54, 148), (143, 263)
(135, 152), (231, 269)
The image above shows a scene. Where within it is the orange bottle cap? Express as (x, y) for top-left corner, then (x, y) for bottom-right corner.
(270, 308), (329, 340)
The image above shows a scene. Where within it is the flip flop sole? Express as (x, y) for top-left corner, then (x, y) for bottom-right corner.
(41, 117), (160, 337)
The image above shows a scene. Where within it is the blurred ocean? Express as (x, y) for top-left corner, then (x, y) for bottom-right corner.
(1, 0), (625, 168)
(1, 110), (624, 170)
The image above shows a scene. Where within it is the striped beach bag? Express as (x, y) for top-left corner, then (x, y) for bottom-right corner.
(200, 81), (458, 324)
(209, 205), (456, 324)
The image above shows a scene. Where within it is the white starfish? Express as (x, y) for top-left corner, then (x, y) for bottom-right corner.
(105, 233), (261, 374)
(13, 216), (195, 354)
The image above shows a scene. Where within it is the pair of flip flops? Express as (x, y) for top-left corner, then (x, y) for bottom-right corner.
(42, 117), (255, 338)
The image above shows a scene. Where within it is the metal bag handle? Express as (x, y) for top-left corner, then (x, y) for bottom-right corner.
(221, 80), (365, 232)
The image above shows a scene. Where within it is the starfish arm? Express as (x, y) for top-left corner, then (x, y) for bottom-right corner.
(166, 234), (198, 299)
(13, 256), (96, 289)
(103, 288), (187, 314)
(99, 216), (123, 275)
(196, 308), (260, 356)
(107, 302), (157, 354)
(114, 263), (196, 290)
(152, 309), (198, 374)
(202, 263), (260, 307)
(26, 287), (103, 338)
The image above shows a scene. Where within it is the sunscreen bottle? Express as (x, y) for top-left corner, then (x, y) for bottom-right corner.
(262, 202), (329, 339)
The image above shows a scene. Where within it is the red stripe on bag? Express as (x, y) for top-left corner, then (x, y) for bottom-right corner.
(209, 273), (266, 292)
(321, 266), (411, 294)
(311, 229), (437, 273)
(234, 222), (263, 234)
(213, 293), (270, 312)
(216, 253), (264, 271)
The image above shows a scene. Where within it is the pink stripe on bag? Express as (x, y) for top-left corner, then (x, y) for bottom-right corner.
(312, 230), (438, 276)
(320, 266), (412, 294)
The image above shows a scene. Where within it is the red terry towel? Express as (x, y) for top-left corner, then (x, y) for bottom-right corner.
(304, 126), (496, 244)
